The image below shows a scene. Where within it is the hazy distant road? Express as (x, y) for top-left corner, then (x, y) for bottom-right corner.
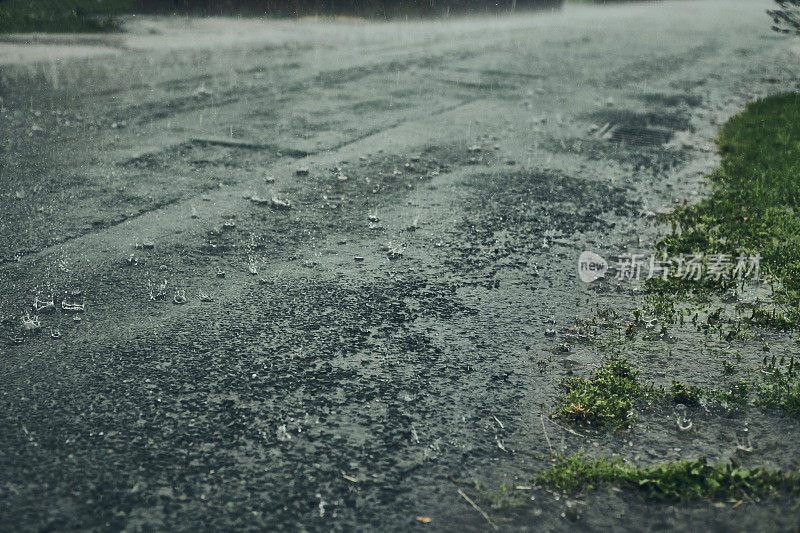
(2, 1), (800, 530)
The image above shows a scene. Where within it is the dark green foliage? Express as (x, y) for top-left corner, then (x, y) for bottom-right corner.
(670, 379), (705, 406)
(135, 0), (563, 18)
(0, 1), (130, 33)
(768, 1), (800, 34)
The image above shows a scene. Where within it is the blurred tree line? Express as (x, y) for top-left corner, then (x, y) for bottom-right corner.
(0, 0), (130, 32)
(769, 0), (800, 34)
(133, 0), (562, 16)
(0, 0), (561, 32)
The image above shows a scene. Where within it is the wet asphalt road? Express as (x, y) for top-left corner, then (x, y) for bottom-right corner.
(2, 1), (800, 531)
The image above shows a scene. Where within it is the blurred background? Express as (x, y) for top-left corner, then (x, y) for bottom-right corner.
(0, 0), (569, 33)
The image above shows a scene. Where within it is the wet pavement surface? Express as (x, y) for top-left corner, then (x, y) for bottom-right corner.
(2, 1), (800, 530)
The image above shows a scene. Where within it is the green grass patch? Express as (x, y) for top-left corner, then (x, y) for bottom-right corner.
(533, 453), (633, 494)
(651, 93), (800, 328)
(670, 379), (705, 406)
(0, 1), (130, 33)
(551, 358), (658, 430)
(534, 453), (800, 501)
(756, 354), (800, 414)
(550, 354), (800, 426)
(712, 380), (751, 407)
(549, 358), (723, 431)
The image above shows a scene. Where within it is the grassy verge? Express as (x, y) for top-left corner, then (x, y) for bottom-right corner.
(0, 1), (130, 33)
(550, 356), (800, 430)
(549, 356), (745, 431)
(486, 94), (800, 514)
(548, 93), (800, 427)
(651, 93), (800, 329)
(533, 453), (800, 501)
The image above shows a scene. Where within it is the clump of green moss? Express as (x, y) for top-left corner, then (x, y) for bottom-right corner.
(722, 360), (737, 374)
(712, 380), (751, 407)
(670, 379), (705, 406)
(534, 453), (800, 501)
(756, 354), (800, 413)
(552, 358), (656, 430)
